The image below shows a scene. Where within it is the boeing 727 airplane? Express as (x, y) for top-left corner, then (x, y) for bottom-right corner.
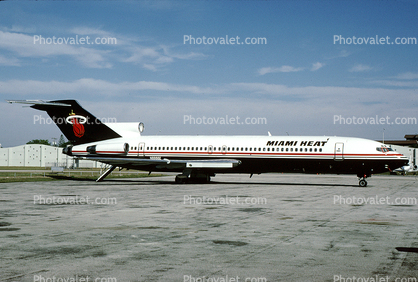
(8, 99), (408, 186)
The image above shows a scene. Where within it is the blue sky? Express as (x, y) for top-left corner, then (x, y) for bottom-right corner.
(1, 1), (417, 147)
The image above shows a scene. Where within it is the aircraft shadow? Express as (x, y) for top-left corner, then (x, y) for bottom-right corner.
(100, 178), (358, 187)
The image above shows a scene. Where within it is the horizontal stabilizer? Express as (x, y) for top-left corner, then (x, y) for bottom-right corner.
(7, 100), (72, 107)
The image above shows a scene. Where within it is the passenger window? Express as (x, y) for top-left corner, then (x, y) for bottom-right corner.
(310, 148), (312, 152)
(286, 148), (289, 152)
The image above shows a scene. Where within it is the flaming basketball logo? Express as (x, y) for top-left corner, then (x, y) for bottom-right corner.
(66, 110), (86, 138)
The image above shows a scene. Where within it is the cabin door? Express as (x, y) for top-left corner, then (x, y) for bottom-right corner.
(138, 142), (145, 157)
(334, 142), (344, 161)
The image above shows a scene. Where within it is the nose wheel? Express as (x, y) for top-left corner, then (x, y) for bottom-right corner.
(358, 178), (368, 187)
(357, 172), (369, 187)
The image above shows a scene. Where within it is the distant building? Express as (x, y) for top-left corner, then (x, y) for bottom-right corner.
(0, 144), (101, 168)
(389, 145), (416, 167)
(376, 134), (418, 147)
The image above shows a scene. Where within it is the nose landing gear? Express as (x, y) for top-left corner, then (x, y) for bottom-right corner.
(358, 178), (368, 187)
(357, 173), (369, 187)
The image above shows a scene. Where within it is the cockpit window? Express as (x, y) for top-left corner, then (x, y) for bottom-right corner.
(376, 147), (393, 153)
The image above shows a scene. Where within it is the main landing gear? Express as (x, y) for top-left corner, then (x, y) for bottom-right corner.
(175, 170), (213, 184)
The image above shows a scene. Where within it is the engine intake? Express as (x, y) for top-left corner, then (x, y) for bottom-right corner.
(62, 146), (73, 156)
(87, 143), (129, 155)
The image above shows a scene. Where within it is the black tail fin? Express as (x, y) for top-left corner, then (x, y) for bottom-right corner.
(14, 100), (121, 145)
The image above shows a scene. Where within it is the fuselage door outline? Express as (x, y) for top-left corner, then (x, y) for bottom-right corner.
(334, 142), (344, 161)
(138, 142), (145, 157)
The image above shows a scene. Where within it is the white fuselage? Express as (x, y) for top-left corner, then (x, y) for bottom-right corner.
(70, 133), (407, 176)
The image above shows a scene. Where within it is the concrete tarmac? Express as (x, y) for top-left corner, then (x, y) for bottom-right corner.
(1, 174), (417, 282)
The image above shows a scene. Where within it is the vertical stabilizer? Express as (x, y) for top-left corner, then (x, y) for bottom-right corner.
(8, 100), (121, 145)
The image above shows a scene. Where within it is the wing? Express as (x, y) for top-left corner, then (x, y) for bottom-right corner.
(85, 156), (241, 170)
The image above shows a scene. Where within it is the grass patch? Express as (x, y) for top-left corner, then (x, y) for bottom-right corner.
(0, 169), (165, 183)
(0, 166), (52, 171)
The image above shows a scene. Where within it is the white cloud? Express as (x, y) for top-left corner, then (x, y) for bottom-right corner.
(0, 30), (112, 68)
(258, 62), (323, 75)
(2, 78), (417, 145)
(370, 72), (418, 88)
(0, 78), (221, 96)
(394, 72), (418, 80)
(327, 49), (351, 60)
(311, 62), (324, 71)
(0, 55), (20, 66)
(258, 65), (304, 75)
(0, 28), (207, 71)
(2, 78), (417, 109)
(349, 64), (372, 72)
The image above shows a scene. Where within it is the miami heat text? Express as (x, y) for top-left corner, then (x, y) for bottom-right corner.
(266, 140), (328, 147)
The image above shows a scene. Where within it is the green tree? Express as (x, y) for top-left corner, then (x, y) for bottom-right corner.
(26, 139), (51, 146)
(57, 134), (71, 148)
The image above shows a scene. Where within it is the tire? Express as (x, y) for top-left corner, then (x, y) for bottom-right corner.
(359, 179), (367, 187)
